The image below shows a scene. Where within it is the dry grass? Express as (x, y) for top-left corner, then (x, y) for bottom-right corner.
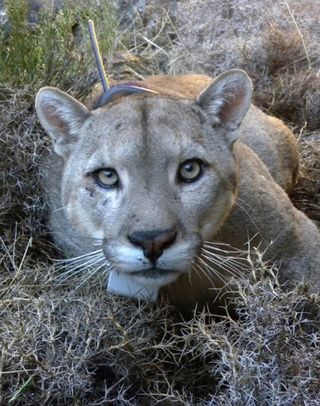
(167, 0), (320, 131)
(1, 248), (320, 404)
(1, 0), (320, 404)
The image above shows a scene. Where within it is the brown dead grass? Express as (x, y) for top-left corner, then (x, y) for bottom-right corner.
(168, 0), (320, 131)
(1, 245), (320, 404)
(1, 0), (320, 404)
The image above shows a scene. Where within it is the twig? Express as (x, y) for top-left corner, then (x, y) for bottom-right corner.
(284, 1), (311, 70)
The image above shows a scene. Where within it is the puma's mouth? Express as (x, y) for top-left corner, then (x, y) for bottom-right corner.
(129, 267), (181, 288)
(130, 267), (179, 279)
(107, 267), (180, 301)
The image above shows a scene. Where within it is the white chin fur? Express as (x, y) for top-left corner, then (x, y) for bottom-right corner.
(107, 271), (159, 301)
(107, 270), (180, 302)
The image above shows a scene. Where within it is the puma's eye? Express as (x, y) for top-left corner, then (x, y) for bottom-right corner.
(93, 168), (119, 188)
(178, 159), (204, 183)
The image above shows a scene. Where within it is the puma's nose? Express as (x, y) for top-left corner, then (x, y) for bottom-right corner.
(128, 229), (177, 263)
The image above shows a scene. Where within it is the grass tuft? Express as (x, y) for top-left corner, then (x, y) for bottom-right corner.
(1, 0), (116, 92)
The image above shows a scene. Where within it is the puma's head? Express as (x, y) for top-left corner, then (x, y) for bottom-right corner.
(35, 70), (252, 289)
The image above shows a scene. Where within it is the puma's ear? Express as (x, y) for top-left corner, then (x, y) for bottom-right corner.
(35, 87), (90, 158)
(197, 69), (252, 145)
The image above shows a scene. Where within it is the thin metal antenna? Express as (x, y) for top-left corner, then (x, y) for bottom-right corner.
(88, 19), (109, 92)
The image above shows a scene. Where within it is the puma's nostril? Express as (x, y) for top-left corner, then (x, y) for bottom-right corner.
(128, 229), (177, 263)
(157, 230), (176, 250)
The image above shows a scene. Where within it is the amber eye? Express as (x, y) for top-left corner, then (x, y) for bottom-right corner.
(178, 159), (203, 183)
(93, 168), (119, 188)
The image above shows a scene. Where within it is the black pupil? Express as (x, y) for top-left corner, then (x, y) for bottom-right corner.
(104, 170), (114, 178)
(185, 163), (195, 173)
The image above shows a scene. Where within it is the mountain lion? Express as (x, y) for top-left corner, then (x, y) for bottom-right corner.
(35, 70), (320, 310)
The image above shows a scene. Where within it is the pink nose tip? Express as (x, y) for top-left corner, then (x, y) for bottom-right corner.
(128, 229), (177, 263)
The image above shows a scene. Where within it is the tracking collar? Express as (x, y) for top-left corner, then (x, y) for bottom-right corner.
(88, 20), (158, 109)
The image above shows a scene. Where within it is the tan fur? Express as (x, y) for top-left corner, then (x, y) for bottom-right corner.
(35, 70), (320, 311)
(87, 74), (299, 192)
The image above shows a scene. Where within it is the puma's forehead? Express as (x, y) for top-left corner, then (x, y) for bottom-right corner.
(91, 95), (206, 142)
(75, 96), (213, 168)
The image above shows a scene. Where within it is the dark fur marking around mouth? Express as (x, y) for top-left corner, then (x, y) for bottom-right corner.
(131, 268), (178, 278)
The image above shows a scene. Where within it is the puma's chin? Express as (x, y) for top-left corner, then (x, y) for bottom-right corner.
(129, 268), (181, 287)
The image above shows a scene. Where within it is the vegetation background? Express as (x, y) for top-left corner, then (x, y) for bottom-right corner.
(0, 0), (319, 404)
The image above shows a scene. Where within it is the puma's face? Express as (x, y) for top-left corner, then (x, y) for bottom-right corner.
(36, 70), (252, 288)
(61, 97), (238, 287)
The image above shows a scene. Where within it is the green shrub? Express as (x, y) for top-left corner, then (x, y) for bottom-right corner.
(0, 0), (116, 93)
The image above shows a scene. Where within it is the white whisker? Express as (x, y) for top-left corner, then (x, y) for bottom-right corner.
(192, 261), (216, 288)
(195, 258), (232, 304)
(56, 254), (105, 281)
(234, 198), (260, 234)
(54, 255), (104, 274)
(52, 205), (68, 213)
(201, 247), (248, 263)
(203, 241), (245, 254)
(201, 249), (248, 272)
(203, 240), (237, 247)
(71, 263), (113, 292)
(201, 253), (246, 279)
(197, 256), (229, 286)
(54, 249), (103, 263)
